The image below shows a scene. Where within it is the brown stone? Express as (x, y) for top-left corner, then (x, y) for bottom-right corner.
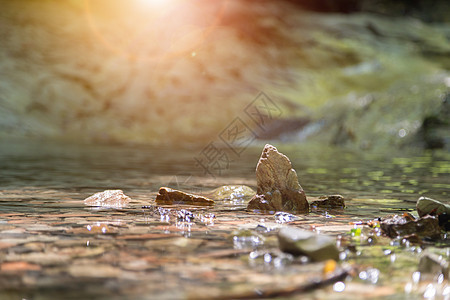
(310, 195), (345, 209)
(247, 144), (309, 213)
(155, 187), (214, 206)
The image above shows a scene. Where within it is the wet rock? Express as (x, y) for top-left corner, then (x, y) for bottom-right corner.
(207, 185), (255, 201)
(380, 214), (441, 240)
(416, 196), (450, 217)
(310, 195), (345, 209)
(84, 190), (131, 208)
(277, 227), (339, 262)
(155, 187), (214, 206)
(247, 144), (309, 213)
(418, 250), (449, 279)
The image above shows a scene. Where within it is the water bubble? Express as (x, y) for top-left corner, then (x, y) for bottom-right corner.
(249, 251), (258, 260)
(398, 129), (407, 138)
(198, 213), (215, 225)
(248, 250), (293, 269)
(300, 256), (309, 264)
(177, 209), (194, 222)
(339, 251), (347, 261)
(390, 253), (396, 263)
(412, 271), (421, 284)
(359, 268), (379, 284)
(404, 282), (413, 294)
(324, 211), (334, 219)
(274, 212), (299, 223)
(383, 249), (392, 255)
(101, 227), (107, 234)
(443, 286), (450, 297)
(424, 283), (436, 299)
(333, 281), (346, 292)
(359, 271), (368, 280)
(86, 225), (92, 231)
(233, 235), (263, 249)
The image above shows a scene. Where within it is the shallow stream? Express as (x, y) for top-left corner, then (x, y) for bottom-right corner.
(0, 139), (449, 299)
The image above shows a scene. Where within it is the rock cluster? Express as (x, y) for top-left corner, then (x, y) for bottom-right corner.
(247, 144), (309, 213)
(380, 215), (441, 240)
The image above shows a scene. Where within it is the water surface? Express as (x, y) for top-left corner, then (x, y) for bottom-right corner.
(0, 139), (448, 299)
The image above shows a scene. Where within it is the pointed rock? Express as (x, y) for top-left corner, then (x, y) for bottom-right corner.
(247, 144), (309, 213)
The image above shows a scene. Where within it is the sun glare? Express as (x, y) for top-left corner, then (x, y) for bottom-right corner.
(137, 0), (171, 7)
(84, 0), (227, 62)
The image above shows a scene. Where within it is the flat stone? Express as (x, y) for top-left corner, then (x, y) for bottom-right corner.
(155, 187), (214, 206)
(247, 144), (309, 213)
(278, 227), (339, 262)
(84, 190), (131, 208)
(310, 195), (345, 209)
(416, 196), (450, 217)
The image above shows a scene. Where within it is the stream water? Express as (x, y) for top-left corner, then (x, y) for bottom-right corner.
(0, 139), (449, 299)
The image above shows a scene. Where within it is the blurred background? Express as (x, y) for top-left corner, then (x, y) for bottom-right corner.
(0, 0), (448, 150)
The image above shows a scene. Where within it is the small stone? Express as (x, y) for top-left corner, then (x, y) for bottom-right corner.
(310, 195), (345, 209)
(247, 144), (309, 213)
(278, 227), (339, 262)
(84, 190), (131, 208)
(380, 215), (441, 239)
(155, 187), (214, 206)
(417, 197), (450, 217)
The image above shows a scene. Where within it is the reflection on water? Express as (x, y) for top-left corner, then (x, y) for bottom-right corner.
(0, 139), (449, 299)
(1, 139), (449, 196)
